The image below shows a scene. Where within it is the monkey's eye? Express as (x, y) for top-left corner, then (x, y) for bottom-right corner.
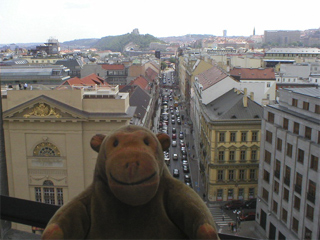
(113, 139), (119, 147)
(143, 138), (149, 146)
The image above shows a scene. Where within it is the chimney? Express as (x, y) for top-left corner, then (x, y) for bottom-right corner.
(243, 88), (248, 107)
(250, 92), (254, 101)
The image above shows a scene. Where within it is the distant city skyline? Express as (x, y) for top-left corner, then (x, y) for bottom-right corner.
(0, 0), (319, 44)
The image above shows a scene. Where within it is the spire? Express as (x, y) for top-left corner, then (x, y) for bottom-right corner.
(253, 27), (256, 36)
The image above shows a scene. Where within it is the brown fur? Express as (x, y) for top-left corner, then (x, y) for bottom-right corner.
(42, 125), (218, 239)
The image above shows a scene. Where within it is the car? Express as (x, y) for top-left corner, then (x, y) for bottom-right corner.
(182, 154), (187, 160)
(181, 146), (186, 152)
(172, 141), (177, 147)
(173, 153), (178, 160)
(244, 198), (256, 209)
(171, 119), (175, 124)
(181, 150), (187, 155)
(172, 134), (177, 139)
(171, 115), (175, 119)
(164, 158), (170, 166)
(184, 175), (191, 183)
(183, 165), (190, 173)
(172, 128), (176, 133)
(185, 182), (193, 188)
(173, 169), (179, 177)
(224, 200), (245, 210)
(182, 160), (188, 165)
(179, 133), (184, 139)
(240, 212), (256, 221)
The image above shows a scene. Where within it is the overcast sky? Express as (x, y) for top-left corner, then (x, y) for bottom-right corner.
(0, 0), (319, 44)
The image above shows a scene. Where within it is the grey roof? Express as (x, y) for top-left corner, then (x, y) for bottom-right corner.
(202, 89), (263, 121)
(282, 87), (320, 98)
(120, 85), (151, 119)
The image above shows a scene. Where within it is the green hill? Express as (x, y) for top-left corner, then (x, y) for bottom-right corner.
(92, 33), (164, 52)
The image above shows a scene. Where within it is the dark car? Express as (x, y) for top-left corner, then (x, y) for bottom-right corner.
(224, 200), (244, 210)
(183, 165), (190, 173)
(240, 212), (256, 221)
(244, 198), (256, 209)
(184, 175), (191, 183)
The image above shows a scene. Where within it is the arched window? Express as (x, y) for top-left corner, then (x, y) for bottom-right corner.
(33, 142), (60, 157)
(35, 180), (63, 206)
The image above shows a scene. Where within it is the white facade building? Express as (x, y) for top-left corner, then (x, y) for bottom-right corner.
(257, 87), (320, 240)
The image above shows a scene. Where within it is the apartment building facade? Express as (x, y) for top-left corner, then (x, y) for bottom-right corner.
(199, 89), (263, 202)
(2, 87), (135, 232)
(257, 88), (320, 240)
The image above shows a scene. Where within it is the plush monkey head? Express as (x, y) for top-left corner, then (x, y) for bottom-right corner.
(91, 125), (171, 206)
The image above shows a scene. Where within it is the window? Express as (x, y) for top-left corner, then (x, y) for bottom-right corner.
(228, 170), (234, 181)
(284, 166), (291, 186)
(286, 143), (293, 157)
(240, 150), (246, 161)
(241, 132), (247, 142)
(294, 196), (300, 211)
(238, 188), (244, 200)
(229, 151), (235, 161)
(230, 132), (236, 142)
(219, 132), (225, 142)
(262, 188), (269, 202)
(266, 130), (273, 143)
(282, 208), (288, 223)
(305, 126), (312, 140)
(315, 104), (320, 114)
(35, 180), (64, 206)
(217, 170), (224, 181)
(310, 155), (319, 171)
(283, 118), (289, 130)
(306, 204), (314, 221)
(277, 138), (282, 151)
(318, 131), (320, 144)
(308, 180), (316, 203)
(251, 131), (258, 141)
(295, 173), (302, 194)
(263, 170), (270, 183)
(305, 227), (312, 240)
(239, 169), (245, 180)
(283, 187), (289, 201)
(272, 200), (278, 213)
(250, 169), (256, 180)
(303, 101), (309, 110)
(218, 151), (225, 161)
(251, 150), (257, 160)
(297, 149), (304, 164)
(292, 217), (299, 233)
(217, 189), (223, 200)
(228, 189), (234, 200)
(275, 159), (281, 179)
(249, 188), (255, 198)
(268, 112), (275, 123)
(274, 180), (279, 194)
(293, 122), (299, 134)
(264, 150), (271, 164)
(292, 98), (298, 107)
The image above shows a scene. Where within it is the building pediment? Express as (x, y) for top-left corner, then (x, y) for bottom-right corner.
(3, 95), (87, 122)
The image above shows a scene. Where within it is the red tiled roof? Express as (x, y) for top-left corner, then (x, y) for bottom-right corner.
(230, 68), (275, 80)
(60, 74), (108, 87)
(145, 67), (158, 81)
(197, 66), (228, 90)
(130, 76), (149, 91)
(101, 64), (125, 70)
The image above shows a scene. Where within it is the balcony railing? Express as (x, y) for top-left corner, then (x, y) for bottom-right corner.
(0, 195), (256, 240)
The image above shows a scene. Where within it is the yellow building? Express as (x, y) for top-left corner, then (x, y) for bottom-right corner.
(199, 89), (262, 202)
(1, 85), (135, 232)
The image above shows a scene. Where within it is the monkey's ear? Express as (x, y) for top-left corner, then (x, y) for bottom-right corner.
(90, 134), (106, 152)
(156, 133), (171, 151)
